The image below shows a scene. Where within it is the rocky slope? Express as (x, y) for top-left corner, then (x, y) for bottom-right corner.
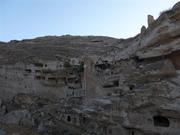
(0, 2), (180, 135)
(0, 36), (119, 64)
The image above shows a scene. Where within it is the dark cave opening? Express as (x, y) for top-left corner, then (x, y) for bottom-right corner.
(153, 115), (170, 127)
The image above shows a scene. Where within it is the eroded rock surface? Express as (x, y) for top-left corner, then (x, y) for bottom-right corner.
(0, 2), (180, 135)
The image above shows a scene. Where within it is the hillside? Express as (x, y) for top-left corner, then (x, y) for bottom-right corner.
(0, 2), (180, 135)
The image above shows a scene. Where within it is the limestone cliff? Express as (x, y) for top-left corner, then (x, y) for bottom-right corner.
(0, 2), (180, 135)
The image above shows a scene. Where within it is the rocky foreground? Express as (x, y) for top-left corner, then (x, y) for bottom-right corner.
(0, 2), (180, 135)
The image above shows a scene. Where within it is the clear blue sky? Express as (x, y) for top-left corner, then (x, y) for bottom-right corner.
(0, 0), (179, 41)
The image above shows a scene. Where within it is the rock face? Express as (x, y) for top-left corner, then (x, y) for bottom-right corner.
(147, 15), (155, 27)
(173, 1), (180, 9)
(0, 2), (180, 135)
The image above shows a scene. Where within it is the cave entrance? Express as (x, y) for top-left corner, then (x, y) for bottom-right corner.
(113, 80), (119, 87)
(153, 115), (170, 127)
(67, 115), (71, 122)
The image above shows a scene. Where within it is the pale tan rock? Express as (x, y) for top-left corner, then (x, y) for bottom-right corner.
(141, 25), (146, 35)
(147, 15), (155, 27)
